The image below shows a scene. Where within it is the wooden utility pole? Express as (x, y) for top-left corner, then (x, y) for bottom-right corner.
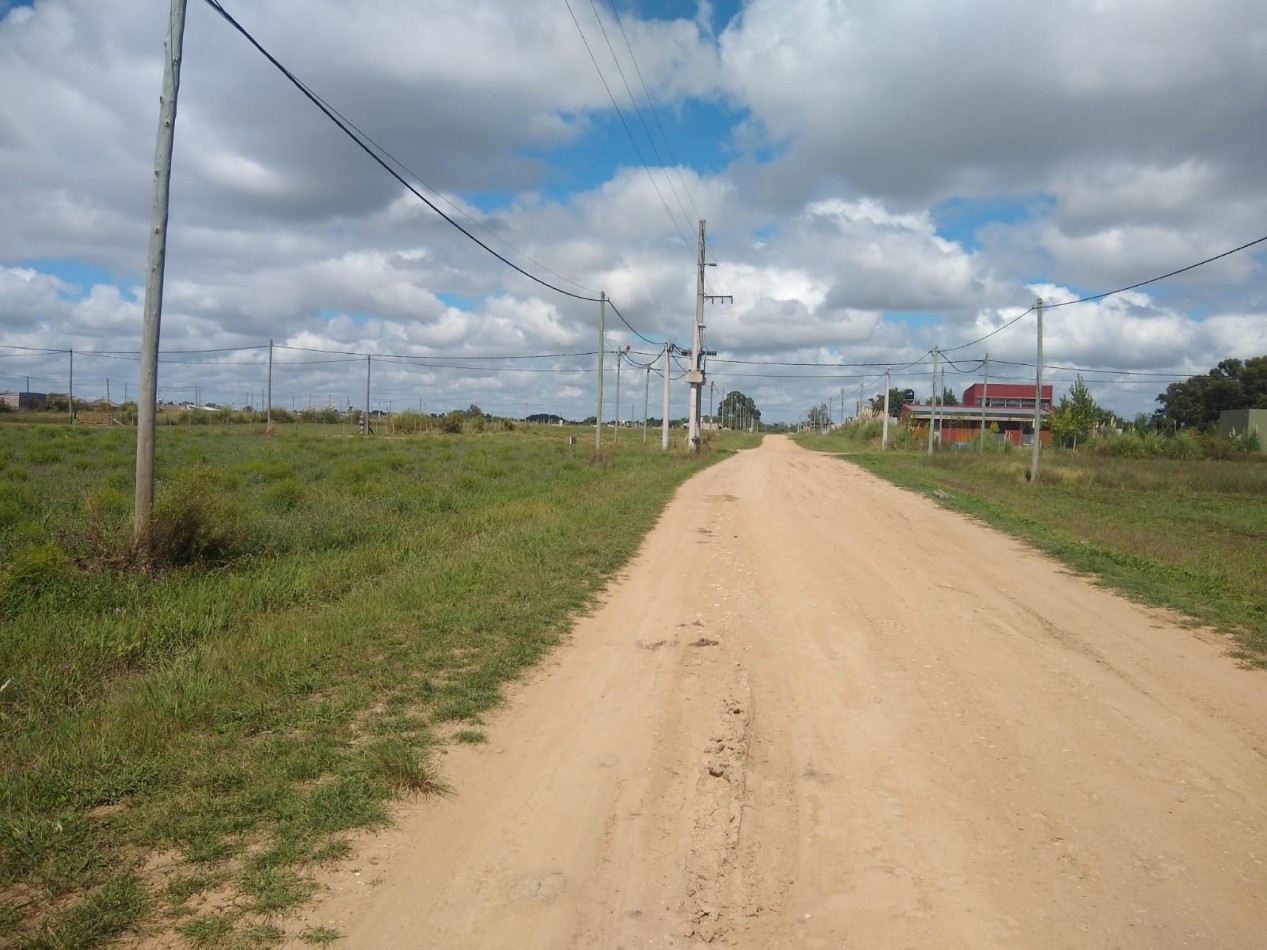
(135, 0), (188, 545)
(1030, 299), (1044, 484)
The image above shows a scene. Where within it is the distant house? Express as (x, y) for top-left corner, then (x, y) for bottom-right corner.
(902, 384), (1053, 446)
(0, 391), (48, 411)
(1219, 409), (1267, 452)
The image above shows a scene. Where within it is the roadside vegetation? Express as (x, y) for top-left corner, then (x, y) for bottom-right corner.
(795, 424), (1267, 665)
(0, 421), (759, 948)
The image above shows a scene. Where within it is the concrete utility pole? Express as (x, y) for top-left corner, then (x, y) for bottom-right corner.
(595, 293), (606, 456)
(135, 0), (188, 546)
(1030, 299), (1044, 484)
(687, 222), (706, 450)
(882, 367), (891, 450)
(979, 353), (989, 453)
(266, 339), (273, 430)
(927, 347), (939, 456)
(614, 347), (621, 442)
(363, 355), (371, 435)
(67, 349), (74, 424)
(643, 364), (650, 445)
(661, 341), (670, 451)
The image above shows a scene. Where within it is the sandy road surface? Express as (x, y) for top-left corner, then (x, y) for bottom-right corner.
(298, 436), (1267, 948)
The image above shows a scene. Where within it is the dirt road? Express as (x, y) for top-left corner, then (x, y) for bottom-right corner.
(299, 436), (1267, 948)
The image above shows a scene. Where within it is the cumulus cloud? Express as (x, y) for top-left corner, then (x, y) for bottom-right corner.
(1, 0), (1265, 422)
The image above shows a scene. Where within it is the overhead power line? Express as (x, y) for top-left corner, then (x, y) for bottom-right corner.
(1048, 232), (1267, 309)
(945, 231), (1267, 353)
(563, 0), (693, 250)
(202, 0), (602, 304)
(605, 299), (661, 346)
(598, 0), (698, 237)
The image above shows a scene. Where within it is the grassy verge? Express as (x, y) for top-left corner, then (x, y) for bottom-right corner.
(794, 439), (1267, 664)
(0, 423), (760, 947)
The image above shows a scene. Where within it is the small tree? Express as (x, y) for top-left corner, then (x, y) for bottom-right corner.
(1051, 375), (1107, 448)
(869, 388), (910, 418)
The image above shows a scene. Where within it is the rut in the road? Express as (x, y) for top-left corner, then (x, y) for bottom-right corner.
(683, 670), (753, 943)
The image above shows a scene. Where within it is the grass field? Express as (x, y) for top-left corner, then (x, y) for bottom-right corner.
(795, 435), (1267, 664)
(0, 422), (758, 948)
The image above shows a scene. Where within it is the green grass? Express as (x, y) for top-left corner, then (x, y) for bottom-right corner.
(0, 422), (761, 946)
(797, 438), (1267, 663)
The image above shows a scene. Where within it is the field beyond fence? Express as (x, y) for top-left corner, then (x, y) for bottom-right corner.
(0, 422), (759, 948)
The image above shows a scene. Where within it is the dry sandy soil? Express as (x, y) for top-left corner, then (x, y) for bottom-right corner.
(293, 435), (1267, 948)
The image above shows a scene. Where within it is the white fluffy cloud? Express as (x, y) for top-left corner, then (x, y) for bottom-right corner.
(1, 0), (1265, 421)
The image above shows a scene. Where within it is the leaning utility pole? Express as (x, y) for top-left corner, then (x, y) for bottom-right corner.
(135, 0), (188, 546)
(1030, 299), (1044, 484)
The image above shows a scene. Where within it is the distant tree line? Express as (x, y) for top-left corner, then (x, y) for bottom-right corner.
(1154, 356), (1267, 431)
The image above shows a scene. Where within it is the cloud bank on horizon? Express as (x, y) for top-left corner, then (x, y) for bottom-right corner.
(1, 0), (1265, 422)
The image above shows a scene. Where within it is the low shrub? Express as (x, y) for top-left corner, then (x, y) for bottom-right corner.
(147, 470), (246, 568)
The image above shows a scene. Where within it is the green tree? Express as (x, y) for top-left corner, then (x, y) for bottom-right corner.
(868, 388), (911, 418)
(1154, 356), (1267, 430)
(806, 402), (831, 430)
(1049, 375), (1104, 448)
(719, 390), (761, 429)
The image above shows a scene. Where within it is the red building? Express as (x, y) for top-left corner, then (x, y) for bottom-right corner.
(962, 383), (1052, 411)
(902, 383), (1053, 447)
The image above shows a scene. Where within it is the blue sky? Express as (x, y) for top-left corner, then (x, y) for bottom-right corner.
(1, 0), (1266, 422)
